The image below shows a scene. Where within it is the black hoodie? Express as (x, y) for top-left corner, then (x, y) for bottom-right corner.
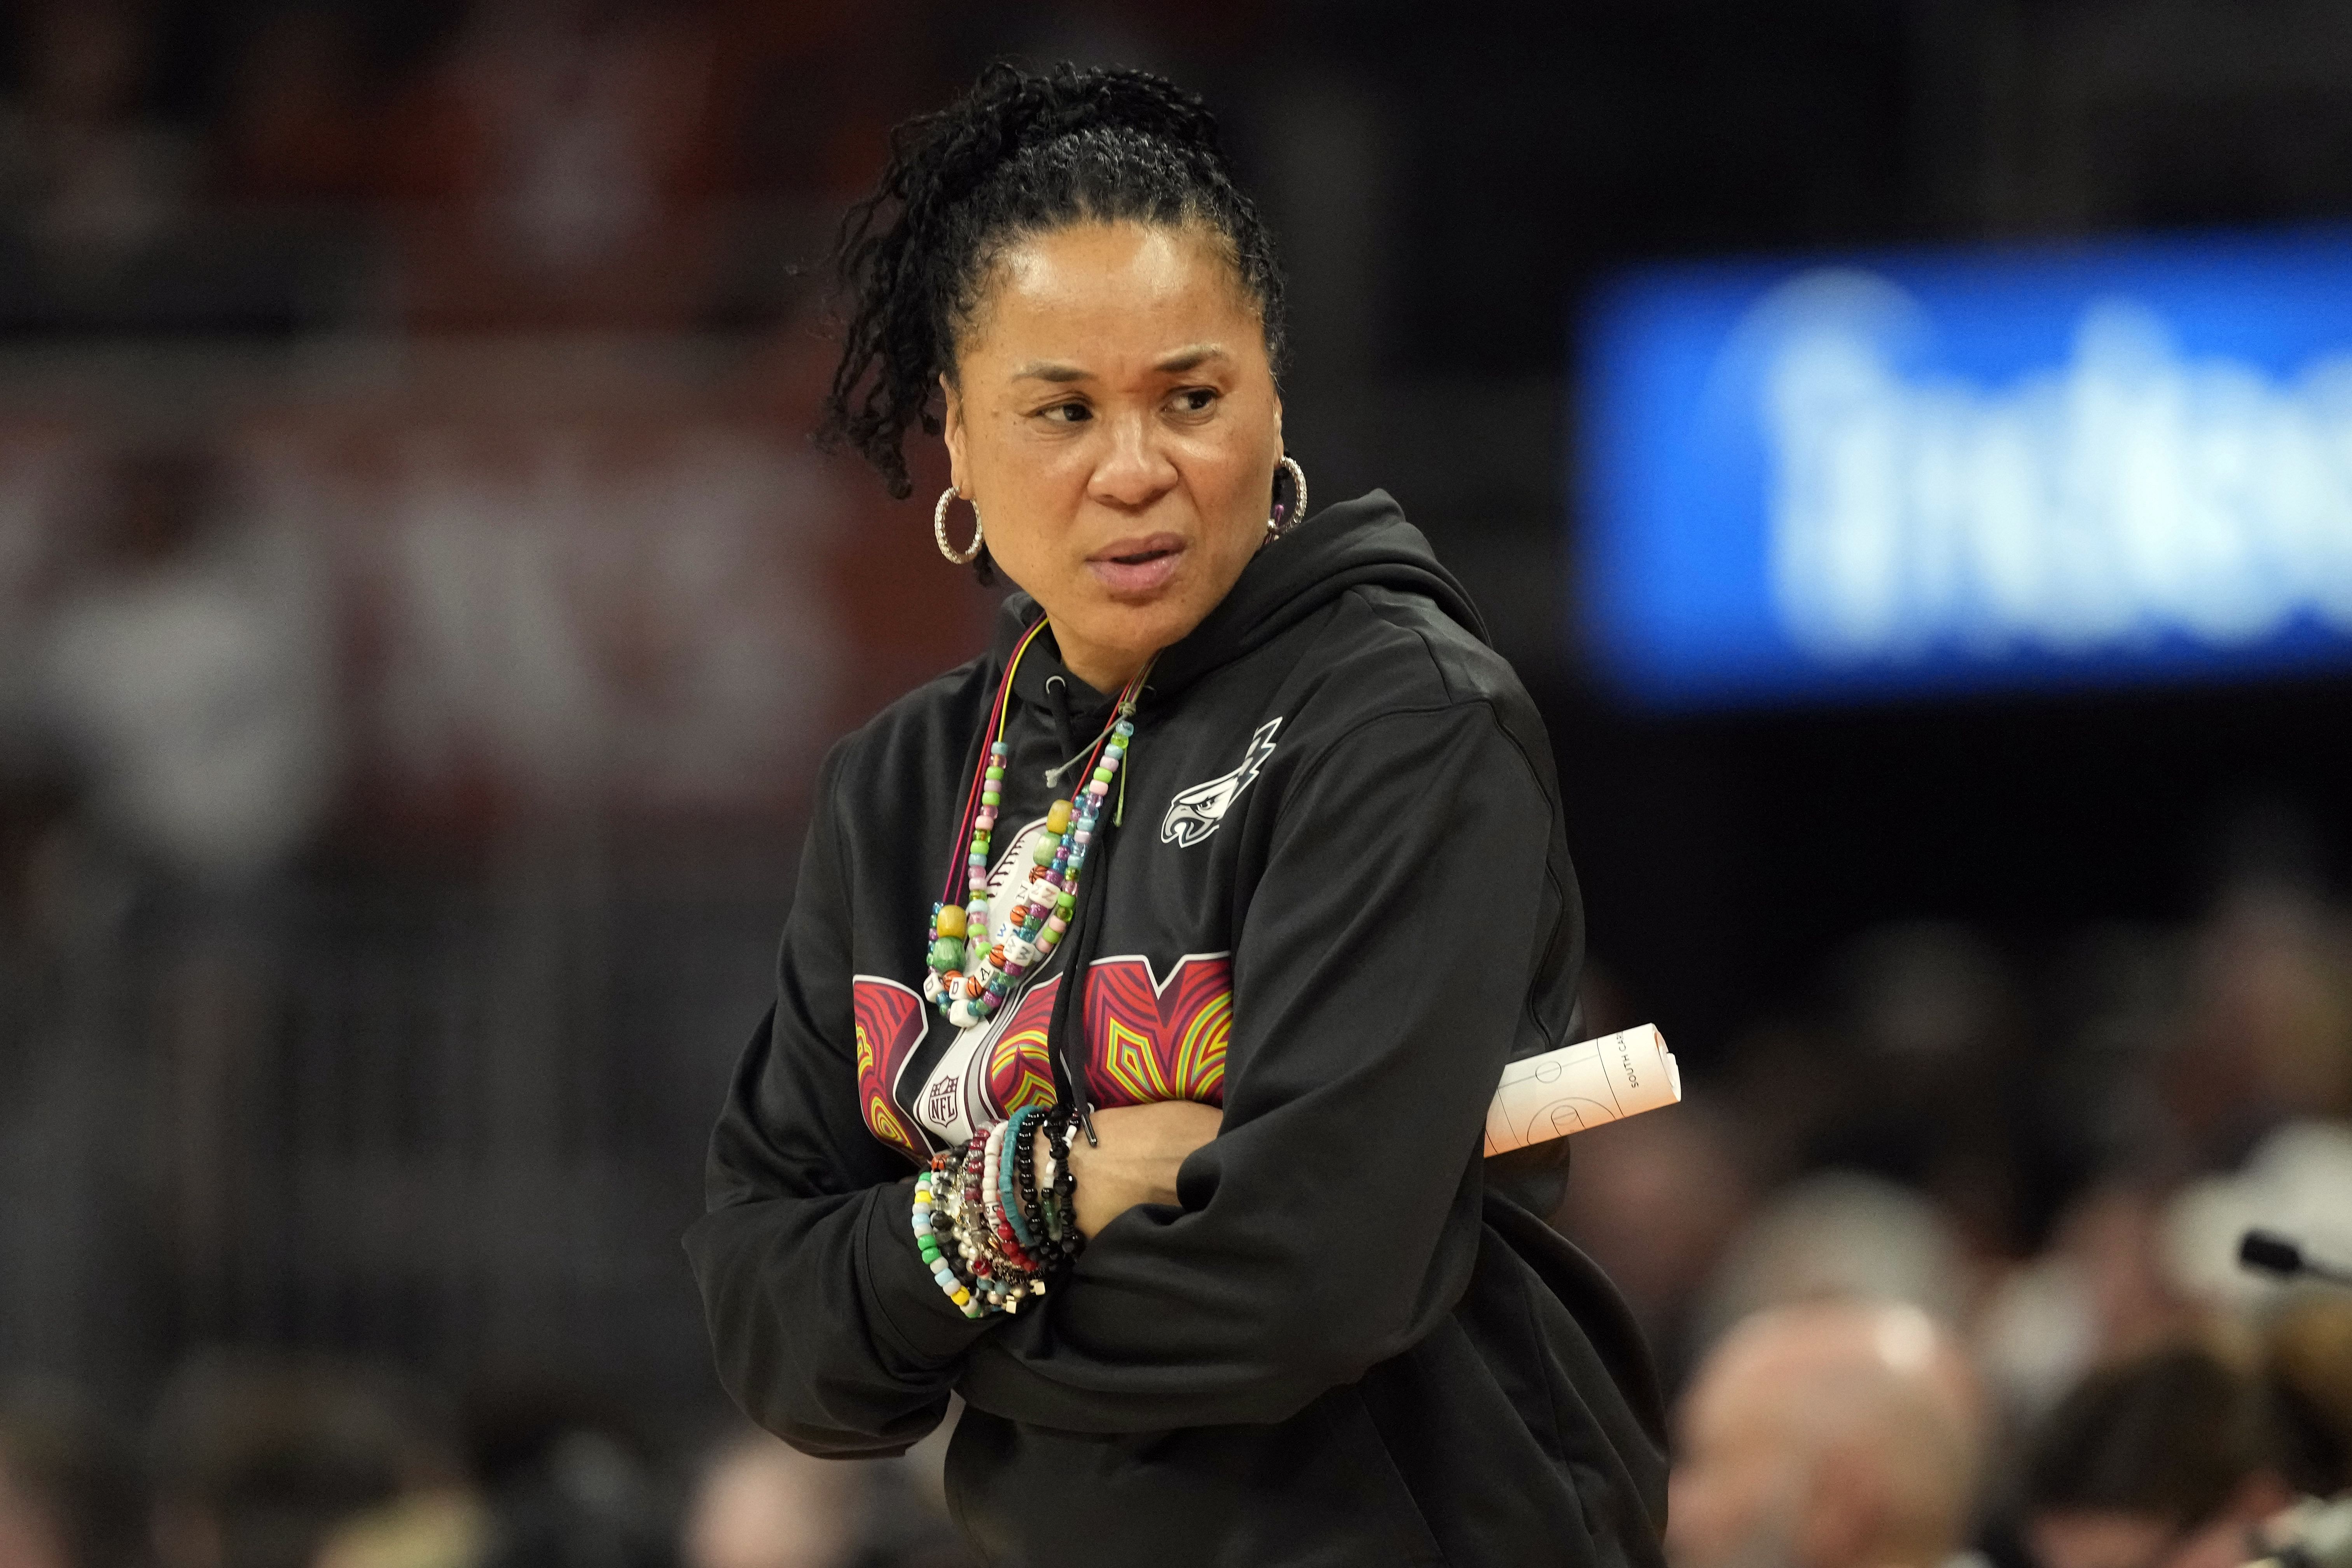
(685, 493), (1669, 1566)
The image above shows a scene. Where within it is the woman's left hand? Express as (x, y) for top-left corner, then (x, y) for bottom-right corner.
(1040, 1100), (1221, 1240)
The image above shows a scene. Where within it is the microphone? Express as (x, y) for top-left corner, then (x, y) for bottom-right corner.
(2239, 1229), (2352, 1288)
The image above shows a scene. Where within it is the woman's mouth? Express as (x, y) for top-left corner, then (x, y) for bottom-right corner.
(1087, 534), (1187, 598)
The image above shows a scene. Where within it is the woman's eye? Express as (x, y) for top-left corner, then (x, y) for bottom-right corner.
(1172, 388), (1218, 413)
(1041, 402), (1091, 424)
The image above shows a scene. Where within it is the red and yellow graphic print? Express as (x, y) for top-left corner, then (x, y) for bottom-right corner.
(985, 977), (1062, 1118)
(857, 952), (1234, 1159)
(1081, 953), (1232, 1108)
(980, 956), (1232, 1116)
(850, 977), (928, 1162)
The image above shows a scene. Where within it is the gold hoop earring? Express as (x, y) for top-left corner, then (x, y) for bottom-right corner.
(935, 486), (984, 565)
(1266, 455), (1309, 538)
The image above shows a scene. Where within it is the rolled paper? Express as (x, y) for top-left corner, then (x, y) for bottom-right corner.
(1484, 1024), (1681, 1157)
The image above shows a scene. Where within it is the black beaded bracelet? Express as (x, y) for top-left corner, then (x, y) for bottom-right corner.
(1036, 1111), (1083, 1267)
(1047, 1105), (1082, 1256)
(1011, 1116), (1049, 1256)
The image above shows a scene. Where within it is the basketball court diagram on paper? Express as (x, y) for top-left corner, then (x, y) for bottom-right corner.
(1482, 1024), (1680, 1156)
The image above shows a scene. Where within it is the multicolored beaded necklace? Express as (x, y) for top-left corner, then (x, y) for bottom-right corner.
(921, 618), (1147, 1031)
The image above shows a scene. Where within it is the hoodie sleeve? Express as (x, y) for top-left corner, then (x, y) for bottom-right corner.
(956, 699), (1562, 1432)
(683, 745), (1003, 1456)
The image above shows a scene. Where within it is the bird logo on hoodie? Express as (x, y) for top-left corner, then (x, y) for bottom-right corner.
(1160, 718), (1280, 848)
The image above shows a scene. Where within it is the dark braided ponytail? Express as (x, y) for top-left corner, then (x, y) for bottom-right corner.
(817, 62), (1288, 499)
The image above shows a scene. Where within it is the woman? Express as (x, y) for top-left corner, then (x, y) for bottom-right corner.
(685, 63), (1667, 1566)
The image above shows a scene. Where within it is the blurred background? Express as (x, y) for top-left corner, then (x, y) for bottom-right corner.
(2, 2), (2351, 1567)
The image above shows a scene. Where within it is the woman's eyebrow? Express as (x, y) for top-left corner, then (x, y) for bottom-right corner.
(1155, 344), (1227, 373)
(1010, 346), (1230, 383)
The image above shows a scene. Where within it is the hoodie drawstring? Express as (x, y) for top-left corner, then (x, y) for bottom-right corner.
(1045, 791), (1113, 1148)
(1045, 674), (1079, 758)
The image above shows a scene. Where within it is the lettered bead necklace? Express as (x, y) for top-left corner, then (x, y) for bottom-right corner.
(922, 619), (1146, 1030)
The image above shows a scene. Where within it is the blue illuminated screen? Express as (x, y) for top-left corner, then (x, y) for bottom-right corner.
(1577, 230), (2352, 706)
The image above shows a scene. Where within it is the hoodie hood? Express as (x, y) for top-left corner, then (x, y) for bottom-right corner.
(992, 490), (1488, 711)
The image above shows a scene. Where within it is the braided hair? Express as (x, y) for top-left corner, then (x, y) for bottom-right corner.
(817, 62), (1288, 501)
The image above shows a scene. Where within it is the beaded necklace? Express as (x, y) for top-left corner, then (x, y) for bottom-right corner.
(922, 619), (1146, 1030)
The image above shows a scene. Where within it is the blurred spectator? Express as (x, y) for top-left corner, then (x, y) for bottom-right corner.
(1710, 1021), (1850, 1193)
(2020, 1344), (2293, 1568)
(468, 1384), (671, 1568)
(378, 0), (731, 329)
(1976, 1184), (2194, 1428)
(2030, 928), (2191, 1224)
(1553, 1099), (1758, 1390)
(715, 0), (923, 206)
(0, 1392), (143, 1568)
(313, 1489), (489, 1568)
(215, 10), (376, 206)
(1693, 1171), (1974, 1352)
(150, 1351), (461, 1568)
(0, 761), (71, 968)
(2164, 884), (2352, 1172)
(0, 0), (194, 262)
(681, 1431), (859, 1568)
(2263, 1296), (2352, 1499)
(39, 443), (335, 886)
(1667, 1300), (1987, 1568)
(1774, 924), (2036, 1257)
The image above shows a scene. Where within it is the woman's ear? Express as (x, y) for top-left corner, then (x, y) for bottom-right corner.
(941, 372), (969, 495)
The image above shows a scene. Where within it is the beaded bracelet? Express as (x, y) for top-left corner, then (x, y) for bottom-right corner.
(1028, 1110), (1079, 1266)
(958, 1132), (1025, 1312)
(1047, 1110), (1080, 1245)
(996, 1109), (1047, 1271)
(1034, 1112), (1070, 1244)
(1008, 1106), (1045, 1252)
(908, 1102), (1088, 1318)
(978, 1125), (1027, 1276)
(1016, 1108), (1076, 1271)
(1000, 1106), (1039, 1250)
(911, 1172), (982, 1318)
(957, 1138), (1005, 1296)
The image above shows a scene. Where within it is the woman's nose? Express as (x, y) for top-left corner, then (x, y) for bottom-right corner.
(1087, 413), (1179, 508)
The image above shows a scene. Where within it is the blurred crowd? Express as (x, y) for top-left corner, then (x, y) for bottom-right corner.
(1561, 848), (2352, 1568)
(0, 1355), (975, 1568)
(0, 12), (996, 1566)
(0, 412), (960, 1555)
(3, 4), (2351, 1568)
(0, 0), (1317, 349)
(0, 0), (977, 337)
(7, 853), (2348, 1568)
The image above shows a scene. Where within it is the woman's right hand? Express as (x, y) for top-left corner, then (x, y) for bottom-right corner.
(1039, 1100), (1222, 1240)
